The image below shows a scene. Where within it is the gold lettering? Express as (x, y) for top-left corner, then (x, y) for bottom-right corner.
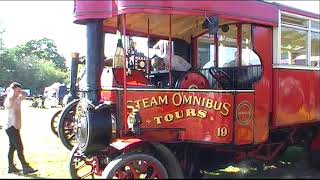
(175, 110), (184, 119)
(183, 95), (192, 105)
(150, 97), (158, 107)
(193, 96), (201, 106)
(221, 103), (231, 116)
(135, 100), (142, 109)
(142, 98), (150, 108)
(197, 110), (207, 119)
(158, 95), (168, 105)
(164, 114), (174, 122)
(172, 93), (182, 106)
(127, 101), (135, 110)
(213, 101), (222, 111)
(205, 99), (213, 109)
(201, 97), (206, 107)
(154, 116), (163, 125)
(186, 109), (197, 117)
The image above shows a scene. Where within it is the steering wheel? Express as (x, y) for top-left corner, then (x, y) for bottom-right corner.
(208, 67), (232, 89)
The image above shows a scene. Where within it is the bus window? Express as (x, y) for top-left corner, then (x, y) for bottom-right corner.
(198, 34), (215, 68)
(311, 32), (320, 67)
(218, 24), (237, 67)
(279, 13), (319, 67)
(281, 26), (308, 65)
(241, 24), (261, 66)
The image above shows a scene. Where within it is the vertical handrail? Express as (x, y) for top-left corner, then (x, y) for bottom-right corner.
(169, 14), (172, 87)
(147, 17), (150, 78)
(122, 14), (127, 136)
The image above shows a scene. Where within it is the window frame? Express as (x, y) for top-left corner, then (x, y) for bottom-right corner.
(274, 11), (320, 70)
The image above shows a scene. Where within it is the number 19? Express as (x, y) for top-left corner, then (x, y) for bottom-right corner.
(217, 127), (228, 137)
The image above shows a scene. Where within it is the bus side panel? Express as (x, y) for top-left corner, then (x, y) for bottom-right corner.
(273, 69), (320, 127)
(314, 71), (320, 121)
(252, 26), (273, 144)
(234, 93), (254, 145)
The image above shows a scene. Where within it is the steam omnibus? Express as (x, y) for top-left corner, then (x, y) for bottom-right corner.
(62, 0), (320, 178)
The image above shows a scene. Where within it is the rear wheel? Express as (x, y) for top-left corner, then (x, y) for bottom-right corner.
(58, 99), (80, 150)
(50, 110), (62, 137)
(102, 153), (168, 179)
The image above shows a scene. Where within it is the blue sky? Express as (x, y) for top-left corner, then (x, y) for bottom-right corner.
(0, 1), (319, 60)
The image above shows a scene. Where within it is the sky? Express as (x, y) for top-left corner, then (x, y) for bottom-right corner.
(0, 1), (319, 61)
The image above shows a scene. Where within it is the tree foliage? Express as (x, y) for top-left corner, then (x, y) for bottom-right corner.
(0, 29), (68, 94)
(10, 38), (67, 70)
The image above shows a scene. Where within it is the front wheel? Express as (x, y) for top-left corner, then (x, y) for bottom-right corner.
(102, 153), (168, 179)
(69, 146), (100, 179)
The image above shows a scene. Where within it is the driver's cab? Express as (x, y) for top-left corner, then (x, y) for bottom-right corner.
(198, 23), (262, 90)
(101, 13), (263, 91)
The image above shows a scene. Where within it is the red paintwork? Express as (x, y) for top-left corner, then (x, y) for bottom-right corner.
(74, 0), (320, 169)
(74, 0), (278, 26)
(273, 69), (320, 127)
(126, 90), (234, 143)
(110, 138), (142, 150)
(101, 68), (152, 87)
(252, 26), (273, 144)
(234, 93), (254, 145)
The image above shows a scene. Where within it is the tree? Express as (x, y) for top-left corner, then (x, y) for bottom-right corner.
(10, 38), (67, 70)
(0, 30), (68, 94)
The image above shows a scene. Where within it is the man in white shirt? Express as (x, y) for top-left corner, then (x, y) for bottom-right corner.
(163, 54), (192, 71)
(162, 43), (191, 71)
(4, 82), (37, 174)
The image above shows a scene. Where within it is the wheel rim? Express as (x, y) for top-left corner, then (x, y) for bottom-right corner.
(51, 110), (62, 137)
(111, 159), (166, 179)
(61, 110), (77, 145)
(70, 149), (98, 179)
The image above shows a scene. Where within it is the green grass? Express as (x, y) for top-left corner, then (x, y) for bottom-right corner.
(0, 101), (70, 179)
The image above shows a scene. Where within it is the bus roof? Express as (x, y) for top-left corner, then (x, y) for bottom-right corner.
(73, 0), (318, 26)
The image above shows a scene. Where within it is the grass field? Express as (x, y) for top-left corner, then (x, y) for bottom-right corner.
(0, 100), (320, 179)
(0, 101), (70, 179)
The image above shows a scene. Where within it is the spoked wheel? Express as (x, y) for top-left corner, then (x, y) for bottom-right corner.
(50, 110), (62, 137)
(58, 99), (80, 150)
(102, 153), (168, 179)
(69, 146), (101, 179)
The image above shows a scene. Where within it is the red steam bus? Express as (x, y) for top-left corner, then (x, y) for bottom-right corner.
(62, 0), (320, 178)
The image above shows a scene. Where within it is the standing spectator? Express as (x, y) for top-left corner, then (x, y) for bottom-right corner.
(4, 82), (38, 174)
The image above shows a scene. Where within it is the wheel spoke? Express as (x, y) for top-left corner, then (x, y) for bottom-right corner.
(116, 171), (127, 179)
(128, 162), (140, 178)
(68, 133), (76, 140)
(139, 161), (149, 173)
(81, 171), (94, 179)
(75, 162), (87, 170)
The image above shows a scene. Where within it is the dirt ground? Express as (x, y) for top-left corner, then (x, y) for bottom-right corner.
(0, 101), (320, 179)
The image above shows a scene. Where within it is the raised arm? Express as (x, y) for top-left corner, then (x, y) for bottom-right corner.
(17, 90), (28, 101)
(4, 88), (15, 108)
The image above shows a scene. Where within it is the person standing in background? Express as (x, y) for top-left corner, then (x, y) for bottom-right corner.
(4, 82), (38, 174)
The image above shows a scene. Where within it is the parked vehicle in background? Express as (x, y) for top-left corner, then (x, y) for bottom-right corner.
(0, 87), (6, 109)
(43, 82), (68, 108)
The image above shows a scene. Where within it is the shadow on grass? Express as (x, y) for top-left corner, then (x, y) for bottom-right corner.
(204, 146), (320, 179)
(12, 171), (47, 179)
